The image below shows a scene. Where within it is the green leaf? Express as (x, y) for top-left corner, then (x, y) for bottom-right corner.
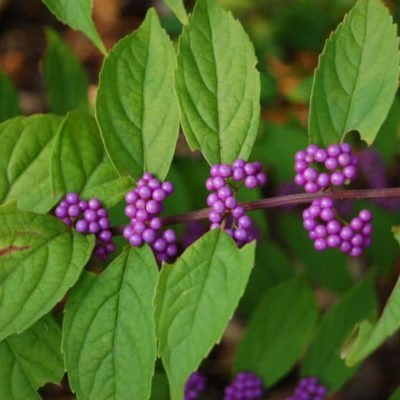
(0, 114), (63, 213)
(63, 246), (159, 400)
(164, 0), (188, 24)
(150, 372), (169, 400)
(51, 111), (133, 208)
(302, 277), (377, 391)
(309, 0), (400, 146)
(0, 204), (95, 341)
(235, 278), (318, 387)
(43, 28), (89, 115)
(239, 240), (294, 316)
(389, 387), (400, 400)
(155, 230), (255, 399)
(96, 9), (179, 181)
(41, 0), (106, 54)
(175, 0), (260, 165)
(0, 314), (63, 400)
(343, 227), (400, 366)
(0, 70), (20, 122)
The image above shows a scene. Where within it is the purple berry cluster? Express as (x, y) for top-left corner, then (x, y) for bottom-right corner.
(294, 143), (357, 193)
(224, 372), (263, 400)
(123, 172), (177, 264)
(303, 196), (372, 256)
(287, 377), (327, 400)
(206, 160), (267, 246)
(54, 192), (115, 260)
(184, 372), (207, 400)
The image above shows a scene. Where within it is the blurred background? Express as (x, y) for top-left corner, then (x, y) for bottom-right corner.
(1, 0), (400, 399)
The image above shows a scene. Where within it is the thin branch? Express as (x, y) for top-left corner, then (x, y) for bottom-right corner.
(111, 187), (400, 235)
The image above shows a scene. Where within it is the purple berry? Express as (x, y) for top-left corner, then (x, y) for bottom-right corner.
(84, 209), (97, 222)
(142, 228), (157, 243)
(129, 234), (143, 247)
(66, 192), (79, 204)
(244, 175), (258, 189)
(99, 230), (112, 243)
(88, 198), (101, 210)
(146, 200), (162, 215)
(55, 206), (68, 219)
(75, 219), (88, 233)
(163, 229), (177, 243)
(68, 205), (80, 218)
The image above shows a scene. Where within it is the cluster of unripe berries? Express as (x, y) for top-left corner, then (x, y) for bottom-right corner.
(295, 143), (357, 193)
(224, 372), (264, 400)
(295, 143), (373, 256)
(206, 160), (267, 246)
(54, 193), (115, 260)
(123, 173), (178, 264)
(286, 377), (327, 400)
(303, 197), (372, 256)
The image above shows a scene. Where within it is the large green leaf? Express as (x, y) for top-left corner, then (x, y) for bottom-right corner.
(0, 70), (20, 123)
(343, 227), (400, 366)
(235, 278), (318, 387)
(63, 246), (159, 400)
(309, 0), (400, 146)
(96, 9), (179, 181)
(51, 111), (133, 208)
(155, 230), (255, 399)
(41, 0), (106, 54)
(0, 314), (63, 399)
(0, 114), (63, 213)
(164, 0), (188, 24)
(0, 203), (94, 341)
(175, 0), (260, 165)
(302, 277), (377, 391)
(43, 28), (89, 115)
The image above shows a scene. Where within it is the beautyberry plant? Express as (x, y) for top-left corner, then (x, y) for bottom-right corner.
(0, 0), (399, 399)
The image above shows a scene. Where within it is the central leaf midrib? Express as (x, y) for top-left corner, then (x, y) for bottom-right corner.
(340, 1), (370, 140)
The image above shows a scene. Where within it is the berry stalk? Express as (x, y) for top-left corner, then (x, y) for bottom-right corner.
(111, 187), (400, 235)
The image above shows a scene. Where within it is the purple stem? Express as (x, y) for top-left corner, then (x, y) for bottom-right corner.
(111, 187), (400, 235)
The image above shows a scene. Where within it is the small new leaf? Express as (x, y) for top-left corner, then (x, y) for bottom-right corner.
(41, 0), (106, 54)
(96, 9), (179, 181)
(0, 314), (63, 399)
(175, 0), (260, 165)
(155, 230), (255, 400)
(309, 0), (400, 146)
(63, 247), (159, 400)
(51, 111), (133, 208)
(0, 205), (94, 341)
